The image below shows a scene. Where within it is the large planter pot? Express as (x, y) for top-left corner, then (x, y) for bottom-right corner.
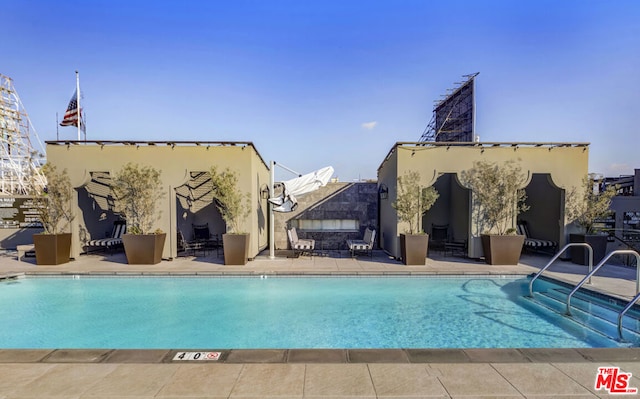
(122, 233), (166, 265)
(223, 233), (250, 265)
(481, 234), (525, 265)
(569, 234), (608, 266)
(33, 233), (72, 265)
(400, 233), (429, 265)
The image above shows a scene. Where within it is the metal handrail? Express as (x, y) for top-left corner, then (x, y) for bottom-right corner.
(528, 243), (593, 297)
(601, 229), (640, 266)
(618, 291), (640, 340)
(566, 250), (640, 316)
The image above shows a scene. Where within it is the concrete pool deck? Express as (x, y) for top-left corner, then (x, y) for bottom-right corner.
(0, 249), (639, 398)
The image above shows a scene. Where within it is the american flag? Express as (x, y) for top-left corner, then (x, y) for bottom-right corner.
(60, 91), (82, 127)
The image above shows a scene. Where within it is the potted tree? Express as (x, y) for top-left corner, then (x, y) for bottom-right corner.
(461, 160), (529, 265)
(392, 170), (439, 265)
(566, 175), (617, 265)
(112, 162), (166, 264)
(32, 164), (74, 265)
(209, 166), (251, 265)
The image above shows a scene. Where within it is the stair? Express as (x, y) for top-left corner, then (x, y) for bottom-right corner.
(528, 285), (640, 344)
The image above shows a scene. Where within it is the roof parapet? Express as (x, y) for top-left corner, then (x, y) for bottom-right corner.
(378, 141), (590, 173)
(45, 140), (269, 170)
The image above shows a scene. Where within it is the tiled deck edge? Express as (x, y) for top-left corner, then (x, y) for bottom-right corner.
(0, 348), (638, 364)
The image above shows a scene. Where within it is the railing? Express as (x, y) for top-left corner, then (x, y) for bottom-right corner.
(566, 250), (640, 316)
(528, 243), (593, 297)
(602, 228), (640, 266)
(618, 291), (640, 340)
(529, 244), (640, 341)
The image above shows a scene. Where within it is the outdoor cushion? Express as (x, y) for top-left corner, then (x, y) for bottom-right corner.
(347, 228), (376, 257)
(287, 227), (315, 254)
(517, 221), (557, 249)
(86, 221), (127, 249)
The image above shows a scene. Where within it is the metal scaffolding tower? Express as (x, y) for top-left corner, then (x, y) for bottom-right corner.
(0, 74), (46, 195)
(419, 72), (479, 142)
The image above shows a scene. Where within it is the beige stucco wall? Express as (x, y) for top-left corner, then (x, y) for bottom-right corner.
(377, 148), (398, 255)
(46, 142), (270, 260)
(378, 142), (589, 259)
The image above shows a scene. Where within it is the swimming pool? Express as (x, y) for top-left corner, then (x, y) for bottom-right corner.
(0, 275), (630, 349)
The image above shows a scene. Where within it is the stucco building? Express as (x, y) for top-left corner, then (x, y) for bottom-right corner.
(0, 139), (604, 265)
(377, 142), (589, 259)
(45, 141), (270, 260)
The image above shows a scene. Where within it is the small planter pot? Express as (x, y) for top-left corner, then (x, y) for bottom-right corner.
(400, 233), (429, 265)
(33, 233), (72, 265)
(222, 233), (250, 265)
(481, 234), (524, 265)
(122, 233), (166, 265)
(569, 234), (608, 266)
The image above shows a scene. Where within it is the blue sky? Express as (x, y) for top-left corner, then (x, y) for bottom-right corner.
(5, 0), (639, 181)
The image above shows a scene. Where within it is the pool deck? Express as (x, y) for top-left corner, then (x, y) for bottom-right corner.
(0, 249), (639, 398)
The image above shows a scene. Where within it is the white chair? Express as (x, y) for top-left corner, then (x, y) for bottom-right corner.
(347, 228), (376, 258)
(287, 227), (315, 257)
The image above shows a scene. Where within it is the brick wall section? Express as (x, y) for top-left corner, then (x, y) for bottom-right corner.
(273, 182), (378, 250)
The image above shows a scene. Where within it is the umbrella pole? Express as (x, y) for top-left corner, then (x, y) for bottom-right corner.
(269, 160), (275, 259)
(268, 161), (322, 259)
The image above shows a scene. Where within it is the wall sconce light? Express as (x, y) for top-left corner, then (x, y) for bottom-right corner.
(379, 184), (388, 200)
(261, 185), (270, 199)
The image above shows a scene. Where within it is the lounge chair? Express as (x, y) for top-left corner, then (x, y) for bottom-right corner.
(517, 221), (557, 253)
(429, 224), (449, 254)
(429, 224), (467, 257)
(347, 227), (376, 258)
(177, 229), (207, 256)
(192, 223), (222, 256)
(85, 220), (126, 253)
(287, 227), (315, 257)
(192, 223), (211, 242)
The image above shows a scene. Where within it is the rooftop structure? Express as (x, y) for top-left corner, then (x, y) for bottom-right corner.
(0, 74), (46, 194)
(378, 141), (589, 259)
(419, 73), (479, 143)
(46, 140), (270, 260)
(603, 171), (638, 196)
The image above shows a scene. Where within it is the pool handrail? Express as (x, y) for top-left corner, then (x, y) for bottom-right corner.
(618, 290), (640, 341)
(566, 249), (640, 316)
(528, 243), (593, 298)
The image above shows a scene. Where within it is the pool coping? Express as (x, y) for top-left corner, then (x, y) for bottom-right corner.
(4, 270), (534, 277)
(0, 348), (639, 364)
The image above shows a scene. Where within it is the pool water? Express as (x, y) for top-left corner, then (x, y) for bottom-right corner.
(0, 276), (627, 349)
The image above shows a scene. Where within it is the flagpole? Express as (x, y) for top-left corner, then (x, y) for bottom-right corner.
(75, 70), (80, 141)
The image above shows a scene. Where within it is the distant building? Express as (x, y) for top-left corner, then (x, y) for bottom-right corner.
(602, 169), (640, 256)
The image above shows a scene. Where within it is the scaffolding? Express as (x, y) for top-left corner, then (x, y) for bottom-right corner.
(419, 72), (479, 142)
(0, 74), (46, 195)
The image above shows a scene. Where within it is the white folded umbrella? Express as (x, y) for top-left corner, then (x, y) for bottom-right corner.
(268, 166), (334, 212)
